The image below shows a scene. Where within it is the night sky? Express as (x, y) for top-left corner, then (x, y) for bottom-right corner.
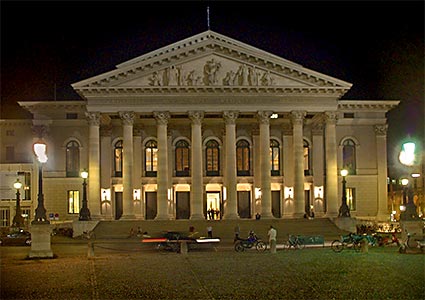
(1, 1), (424, 177)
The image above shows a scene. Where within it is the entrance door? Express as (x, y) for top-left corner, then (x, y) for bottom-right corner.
(145, 192), (157, 220)
(176, 192), (190, 219)
(206, 192), (221, 220)
(272, 191), (281, 218)
(305, 190), (311, 216)
(238, 191), (251, 219)
(115, 192), (123, 220)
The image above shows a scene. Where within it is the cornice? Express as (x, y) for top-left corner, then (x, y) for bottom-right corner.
(338, 100), (400, 111)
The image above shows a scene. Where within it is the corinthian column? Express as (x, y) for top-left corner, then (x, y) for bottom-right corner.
(258, 111), (273, 218)
(291, 111), (306, 217)
(86, 112), (101, 218)
(223, 111), (239, 219)
(189, 111), (204, 219)
(325, 111), (338, 217)
(154, 111), (171, 220)
(375, 124), (389, 221)
(119, 111), (135, 219)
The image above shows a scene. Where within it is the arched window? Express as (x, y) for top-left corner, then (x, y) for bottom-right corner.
(66, 141), (79, 177)
(270, 139), (280, 176)
(114, 140), (123, 177)
(343, 139), (356, 175)
(175, 140), (190, 176)
(303, 139), (311, 176)
(237, 139), (250, 176)
(206, 140), (220, 176)
(145, 140), (157, 177)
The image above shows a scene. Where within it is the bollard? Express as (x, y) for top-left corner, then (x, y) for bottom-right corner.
(88, 240), (95, 258)
(180, 241), (188, 255)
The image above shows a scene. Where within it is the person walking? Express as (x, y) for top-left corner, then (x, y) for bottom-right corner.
(268, 225), (277, 253)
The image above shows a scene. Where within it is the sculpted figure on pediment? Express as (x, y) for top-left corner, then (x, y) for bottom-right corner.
(237, 64), (249, 85)
(148, 71), (162, 86)
(185, 70), (202, 86)
(164, 65), (181, 86)
(203, 58), (222, 85)
(248, 66), (259, 86)
(260, 71), (274, 86)
(223, 70), (237, 86)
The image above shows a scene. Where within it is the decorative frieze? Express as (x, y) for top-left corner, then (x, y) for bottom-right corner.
(32, 125), (49, 138)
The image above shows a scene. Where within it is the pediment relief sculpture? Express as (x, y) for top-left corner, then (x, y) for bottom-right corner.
(142, 57), (280, 87)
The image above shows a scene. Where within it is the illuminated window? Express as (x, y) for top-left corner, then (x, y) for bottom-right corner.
(66, 141), (80, 177)
(206, 140), (220, 176)
(114, 140), (123, 177)
(145, 140), (157, 177)
(68, 190), (80, 214)
(175, 140), (190, 176)
(346, 187), (356, 211)
(270, 139), (280, 176)
(343, 139), (356, 175)
(237, 139), (250, 176)
(1, 209), (10, 227)
(304, 140), (311, 176)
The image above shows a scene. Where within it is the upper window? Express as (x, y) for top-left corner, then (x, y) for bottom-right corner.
(66, 141), (80, 177)
(114, 140), (123, 177)
(303, 139), (311, 176)
(175, 140), (190, 177)
(145, 140), (157, 177)
(237, 139), (250, 176)
(270, 139), (280, 176)
(342, 139), (356, 175)
(206, 140), (220, 176)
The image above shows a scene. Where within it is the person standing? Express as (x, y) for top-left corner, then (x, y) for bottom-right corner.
(207, 225), (213, 238)
(268, 225), (277, 253)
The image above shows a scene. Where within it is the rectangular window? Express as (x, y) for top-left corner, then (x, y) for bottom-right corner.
(344, 113), (355, 118)
(346, 188), (356, 211)
(1, 209), (10, 226)
(68, 190), (80, 214)
(66, 113), (78, 119)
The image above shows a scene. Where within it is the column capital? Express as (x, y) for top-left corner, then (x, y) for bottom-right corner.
(119, 111), (136, 125)
(153, 111), (170, 125)
(374, 124), (388, 136)
(86, 112), (101, 126)
(31, 125), (49, 138)
(324, 111), (338, 125)
(290, 110), (306, 125)
(223, 111), (239, 125)
(257, 111), (273, 125)
(188, 111), (204, 125)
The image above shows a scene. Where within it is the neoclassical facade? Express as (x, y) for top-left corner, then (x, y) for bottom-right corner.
(0, 31), (399, 225)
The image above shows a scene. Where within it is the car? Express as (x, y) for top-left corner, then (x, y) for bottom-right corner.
(0, 229), (32, 246)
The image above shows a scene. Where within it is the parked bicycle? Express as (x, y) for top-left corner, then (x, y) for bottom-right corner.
(331, 233), (363, 252)
(285, 234), (305, 250)
(234, 231), (267, 252)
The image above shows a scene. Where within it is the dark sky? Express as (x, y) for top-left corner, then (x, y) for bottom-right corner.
(1, 1), (424, 176)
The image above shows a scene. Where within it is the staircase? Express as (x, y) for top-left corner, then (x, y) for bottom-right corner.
(92, 218), (348, 243)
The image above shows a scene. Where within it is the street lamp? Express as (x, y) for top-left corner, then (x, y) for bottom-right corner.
(401, 178), (409, 206)
(400, 177), (419, 221)
(32, 140), (49, 224)
(338, 169), (350, 217)
(12, 178), (25, 228)
(79, 169), (91, 221)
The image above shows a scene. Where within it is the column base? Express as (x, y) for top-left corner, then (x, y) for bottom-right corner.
(223, 213), (240, 220)
(190, 213), (205, 220)
(28, 224), (54, 259)
(155, 214), (174, 220)
(120, 214), (136, 220)
(259, 212), (274, 219)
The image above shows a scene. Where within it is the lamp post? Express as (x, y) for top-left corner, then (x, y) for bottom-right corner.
(12, 178), (25, 228)
(79, 170), (91, 221)
(32, 140), (49, 224)
(338, 169), (350, 217)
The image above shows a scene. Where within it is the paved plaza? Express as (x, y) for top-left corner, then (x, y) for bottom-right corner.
(1, 238), (424, 300)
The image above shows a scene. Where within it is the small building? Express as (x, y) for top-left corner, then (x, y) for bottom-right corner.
(0, 30), (399, 225)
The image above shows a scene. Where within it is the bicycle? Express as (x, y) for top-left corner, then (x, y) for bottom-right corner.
(399, 232), (425, 254)
(331, 233), (363, 253)
(285, 234), (305, 250)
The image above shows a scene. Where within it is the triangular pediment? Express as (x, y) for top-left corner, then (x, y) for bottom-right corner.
(72, 30), (352, 97)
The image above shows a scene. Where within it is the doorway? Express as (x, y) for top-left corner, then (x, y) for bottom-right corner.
(176, 192), (190, 219)
(206, 192), (221, 220)
(272, 191), (281, 218)
(238, 191), (251, 219)
(145, 192), (157, 220)
(115, 192), (123, 220)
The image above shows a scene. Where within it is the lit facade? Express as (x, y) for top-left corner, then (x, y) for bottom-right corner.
(0, 31), (400, 224)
